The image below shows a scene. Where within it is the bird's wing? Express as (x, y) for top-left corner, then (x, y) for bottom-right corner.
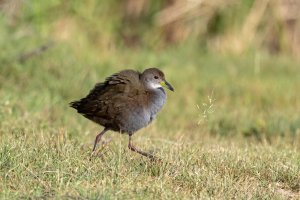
(83, 70), (143, 98)
(70, 70), (148, 127)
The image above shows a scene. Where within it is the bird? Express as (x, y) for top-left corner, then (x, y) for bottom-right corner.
(70, 68), (174, 160)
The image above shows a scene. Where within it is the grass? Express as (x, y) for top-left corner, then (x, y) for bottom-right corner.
(1, 45), (300, 199)
(1, 132), (299, 199)
(1, 2), (300, 199)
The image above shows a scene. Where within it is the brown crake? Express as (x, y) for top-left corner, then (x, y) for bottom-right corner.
(70, 68), (174, 160)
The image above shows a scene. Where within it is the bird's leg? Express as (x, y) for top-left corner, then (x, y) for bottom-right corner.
(92, 128), (108, 151)
(128, 135), (160, 161)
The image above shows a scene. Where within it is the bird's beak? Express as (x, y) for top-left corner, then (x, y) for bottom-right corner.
(161, 80), (174, 92)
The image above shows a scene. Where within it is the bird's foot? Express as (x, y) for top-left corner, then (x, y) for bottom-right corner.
(89, 137), (113, 161)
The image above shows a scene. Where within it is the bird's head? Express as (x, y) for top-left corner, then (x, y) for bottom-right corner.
(141, 68), (174, 92)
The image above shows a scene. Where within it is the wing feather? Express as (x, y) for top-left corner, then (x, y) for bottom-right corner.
(70, 69), (148, 130)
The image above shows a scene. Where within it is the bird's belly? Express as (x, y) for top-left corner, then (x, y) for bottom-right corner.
(119, 108), (151, 134)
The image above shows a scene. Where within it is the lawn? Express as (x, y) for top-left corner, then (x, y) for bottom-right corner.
(1, 1), (300, 199)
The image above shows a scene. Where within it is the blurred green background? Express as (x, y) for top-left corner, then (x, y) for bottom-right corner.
(1, 0), (299, 139)
(1, 0), (300, 199)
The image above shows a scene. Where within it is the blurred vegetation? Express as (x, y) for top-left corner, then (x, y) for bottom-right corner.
(1, 0), (300, 199)
(1, 0), (300, 55)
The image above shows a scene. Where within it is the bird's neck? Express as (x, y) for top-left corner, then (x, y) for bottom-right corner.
(147, 88), (166, 114)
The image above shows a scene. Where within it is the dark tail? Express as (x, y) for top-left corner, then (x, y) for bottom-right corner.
(69, 100), (81, 110)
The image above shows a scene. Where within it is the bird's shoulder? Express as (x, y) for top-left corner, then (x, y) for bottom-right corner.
(106, 69), (143, 90)
(89, 69), (146, 98)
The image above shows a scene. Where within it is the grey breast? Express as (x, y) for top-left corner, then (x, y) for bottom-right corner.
(119, 88), (166, 134)
(147, 88), (167, 123)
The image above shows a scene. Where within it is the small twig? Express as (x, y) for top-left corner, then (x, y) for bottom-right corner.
(197, 90), (216, 125)
(17, 41), (55, 63)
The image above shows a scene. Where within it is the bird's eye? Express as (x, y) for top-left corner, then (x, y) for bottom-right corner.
(154, 76), (159, 79)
